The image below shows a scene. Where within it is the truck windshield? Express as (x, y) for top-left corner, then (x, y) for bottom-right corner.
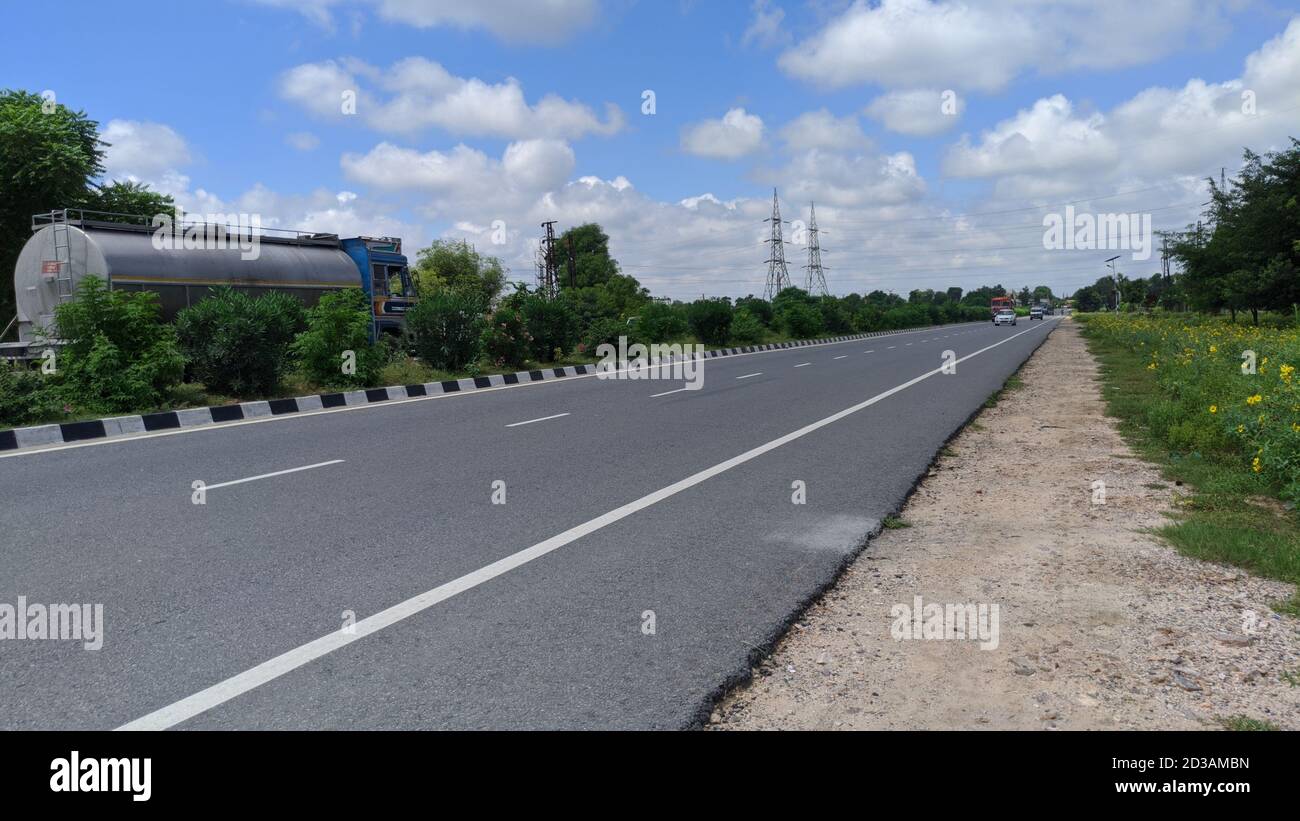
(373, 264), (412, 297)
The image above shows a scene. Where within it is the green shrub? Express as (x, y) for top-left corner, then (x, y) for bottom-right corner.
(0, 364), (61, 427)
(406, 289), (486, 371)
(729, 308), (766, 345)
(635, 301), (688, 344)
(581, 316), (629, 354)
(521, 294), (579, 362)
(481, 306), (532, 369)
(290, 288), (384, 388)
(175, 287), (305, 397)
(45, 276), (184, 414)
(779, 301), (824, 338)
(687, 299), (733, 345)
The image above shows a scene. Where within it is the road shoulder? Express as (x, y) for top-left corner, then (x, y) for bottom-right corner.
(714, 320), (1300, 730)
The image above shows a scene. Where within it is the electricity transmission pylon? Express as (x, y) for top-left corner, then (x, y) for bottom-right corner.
(803, 202), (828, 296)
(764, 189), (791, 300)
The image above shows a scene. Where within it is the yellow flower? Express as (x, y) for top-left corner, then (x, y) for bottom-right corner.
(1209, 405), (1218, 414)
(1247, 394), (1263, 406)
(1237, 425), (1245, 434)
(1252, 457), (1262, 473)
(1209, 345), (1217, 353)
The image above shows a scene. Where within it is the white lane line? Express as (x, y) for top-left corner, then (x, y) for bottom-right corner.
(735, 372), (763, 380)
(650, 387), (691, 398)
(505, 412), (571, 428)
(887, 345), (897, 349)
(833, 355), (848, 360)
(794, 363), (811, 368)
(115, 321), (1050, 732)
(204, 460), (344, 491)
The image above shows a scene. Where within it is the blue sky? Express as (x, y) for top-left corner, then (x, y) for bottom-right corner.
(4, 1), (1299, 299)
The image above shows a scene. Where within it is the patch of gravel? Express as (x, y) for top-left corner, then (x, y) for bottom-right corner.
(713, 320), (1300, 730)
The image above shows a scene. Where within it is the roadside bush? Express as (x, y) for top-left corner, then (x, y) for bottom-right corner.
(45, 276), (184, 414)
(0, 364), (61, 427)
(687, 299), (732, 346)
(175, 287), (305, 397)
(729, 308), (766, 345)
(290, 288), (384, 388)
(481, 305), (532, 369)
(778, 301), (824, 339)
(634, 301), (688, 344)
(581, 316), (629, 354)
(406, 288), (486, 371)
(521, 294), (579, 362)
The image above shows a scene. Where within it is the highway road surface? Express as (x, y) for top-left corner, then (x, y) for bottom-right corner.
(0, 317), (1060, 729)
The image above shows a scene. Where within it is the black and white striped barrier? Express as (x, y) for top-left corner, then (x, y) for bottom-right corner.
(0, 321), (987, 451)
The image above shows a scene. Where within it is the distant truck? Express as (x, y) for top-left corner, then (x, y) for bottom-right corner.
(1029, 306), (1045, 321)
(4, 209), (413, 358)
(990, 295), (1015, 321)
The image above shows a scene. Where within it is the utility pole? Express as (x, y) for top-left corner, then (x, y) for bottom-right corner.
(803, 202), (829, 296)
(1106, 255), (1121, 312)
(538, 220), (559, 298)
(763, 189), (791, 300)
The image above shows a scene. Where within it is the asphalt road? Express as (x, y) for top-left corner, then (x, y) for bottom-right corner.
(0, 317), (1060, 729)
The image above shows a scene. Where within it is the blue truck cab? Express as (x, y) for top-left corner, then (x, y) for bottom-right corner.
(341, 236), (415, 339)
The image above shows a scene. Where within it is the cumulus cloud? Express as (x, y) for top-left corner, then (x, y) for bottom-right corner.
(100, 120), (193, 189)
(251, 0), (600, 43)
(681, 108), (766, 160)
(944, 17), (1300, 190)
(779, 0), (1232, 92)
(865, 89), (964, 136)
(741, 0), (790, 49)
(279, 57), (624, 139)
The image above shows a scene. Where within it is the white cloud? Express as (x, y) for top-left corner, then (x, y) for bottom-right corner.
(681, 108), (766, 160)
(280, 57), (624, 139)
(944, 17), (1300, 188)
(741, 0), (790, 49)
(100, 120), (193, 188)
(865, 89), (963, 136)
(251, 0), (600, 43)
(779, 109), (869, 151)
(779, 0), (1232, 92)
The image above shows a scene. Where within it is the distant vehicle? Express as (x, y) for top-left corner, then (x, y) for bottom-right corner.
(990, 295), (1015, 319)
(993, 308), (1017, 326)
(1029, 306), (1044, 321)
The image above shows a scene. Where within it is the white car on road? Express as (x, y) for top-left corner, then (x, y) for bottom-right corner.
(993, 309), (1017, 326)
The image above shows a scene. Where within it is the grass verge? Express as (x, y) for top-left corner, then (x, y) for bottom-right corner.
(1082, 325), (1300, 615)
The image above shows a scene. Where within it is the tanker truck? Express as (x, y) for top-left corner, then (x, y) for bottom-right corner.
(2, 209), (414, 358)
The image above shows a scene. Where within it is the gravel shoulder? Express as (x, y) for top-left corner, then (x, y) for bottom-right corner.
(714, 319), (1300, 730)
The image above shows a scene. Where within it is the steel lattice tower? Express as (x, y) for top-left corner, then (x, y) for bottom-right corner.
(763, 189), (791, 300)
(803, 202), (829, 296)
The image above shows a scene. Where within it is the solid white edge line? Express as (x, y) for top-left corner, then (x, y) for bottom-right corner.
(204, 460), (345, 491)
(1, 321), (1005, 461)
(505, 412), (571, 428)
(115, 319), (1052, 732)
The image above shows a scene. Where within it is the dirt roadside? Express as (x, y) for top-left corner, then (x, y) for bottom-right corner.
(714, 319), (1300, 730)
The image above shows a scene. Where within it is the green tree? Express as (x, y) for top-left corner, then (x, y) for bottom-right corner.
(406, 288), (486, 371)
(0, 90), (104, 328)
(411, 240), (507, 307)
(558, 223), (620, 289)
